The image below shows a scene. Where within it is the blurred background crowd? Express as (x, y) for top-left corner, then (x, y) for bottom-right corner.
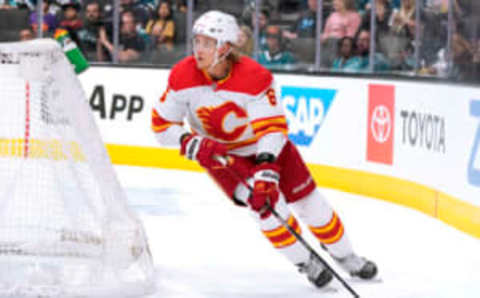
(1, 0), (479, 82)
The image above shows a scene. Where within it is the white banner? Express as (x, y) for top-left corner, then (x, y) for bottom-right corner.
(79, 67), (480, 208)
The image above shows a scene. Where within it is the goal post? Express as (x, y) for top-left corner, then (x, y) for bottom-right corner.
(0, 39), (155, 297)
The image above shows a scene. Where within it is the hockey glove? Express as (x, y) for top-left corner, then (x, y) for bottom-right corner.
(249, 163), (280, 219)
(180, 134), (228, 169)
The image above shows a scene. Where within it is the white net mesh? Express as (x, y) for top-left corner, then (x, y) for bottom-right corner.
(0, 39), (155, 297)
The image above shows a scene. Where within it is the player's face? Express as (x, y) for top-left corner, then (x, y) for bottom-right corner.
(193, 34), (217, 69)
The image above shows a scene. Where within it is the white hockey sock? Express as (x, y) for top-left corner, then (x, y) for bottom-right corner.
(251, 194), (310, 265)
(290, 189), (354, 259)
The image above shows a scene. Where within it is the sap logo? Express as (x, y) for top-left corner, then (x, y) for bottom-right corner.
(281, 86), (337, 146)
(468, 100), (480, 187)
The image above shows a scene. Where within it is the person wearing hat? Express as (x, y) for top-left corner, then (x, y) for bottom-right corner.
(257, 25), (296, 68)
(59, 0), (83, 32)
(56, 0), (84, 56)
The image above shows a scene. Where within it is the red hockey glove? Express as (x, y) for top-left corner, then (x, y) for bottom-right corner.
(180, 134), (228, 169)
(249, 163), (281, 219)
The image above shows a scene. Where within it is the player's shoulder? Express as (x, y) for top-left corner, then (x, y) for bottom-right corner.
(236, 56), (272, 79)
(168, 56), (205, 91)
(226, 56), (273, 95)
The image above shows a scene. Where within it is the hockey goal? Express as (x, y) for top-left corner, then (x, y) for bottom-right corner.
(0, 39), (154, 297)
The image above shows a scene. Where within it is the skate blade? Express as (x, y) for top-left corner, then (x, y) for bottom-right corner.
(316, 285), (338, 293)
(345, 276), (383, 284)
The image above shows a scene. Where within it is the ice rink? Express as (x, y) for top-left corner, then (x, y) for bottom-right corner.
(117, 165), (480, 298)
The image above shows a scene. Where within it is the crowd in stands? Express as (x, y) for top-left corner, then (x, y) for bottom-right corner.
(1, 0), (479, 82)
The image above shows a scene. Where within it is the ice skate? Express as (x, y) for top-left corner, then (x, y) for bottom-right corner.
(334, 253), (378, 279)
(297, 254), (333, 288)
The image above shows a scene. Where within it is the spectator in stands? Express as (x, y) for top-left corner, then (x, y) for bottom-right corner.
(237, 25), (254, 57)
(283, 0), (327, 39)
(29, 0), (58, 34)
(355, 29), (390, 71)
(77, 1), (103, 61)
(19, 27), (34, 41)
(127, 0), (152, 28)
(422, 0), (464, 54)
(173, 0), (187, 13)
(360, 0), (392, 41)
(249, 7), (270, 50)
(378, 0), (418, 70)
(104, 0), (151, 28)
(241, 0), (274, 26)
(395, 41), (417, 70)
(450, 32), (475, 81)
(317, 0), (360, 66)
(389, 0), (416, 39)
(331, 36), (362, 72)
(257, 25), (296, 68)
(97, 10), (146, 63)
(59, 1), (82, 29)
(424, 25), (478, 79)
(59, 0), (83, 45)
(146, 0), (175, 52)
(322, 0), (361, 41)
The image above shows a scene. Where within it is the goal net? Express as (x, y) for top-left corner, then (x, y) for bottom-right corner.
(0, 39), (154, 297)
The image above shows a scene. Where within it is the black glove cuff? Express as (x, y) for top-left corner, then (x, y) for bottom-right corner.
(255, 152), (276, 165)
(179, 133), (192, 145)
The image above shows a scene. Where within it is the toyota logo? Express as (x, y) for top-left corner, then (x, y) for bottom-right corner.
(371, 105), (391, 143)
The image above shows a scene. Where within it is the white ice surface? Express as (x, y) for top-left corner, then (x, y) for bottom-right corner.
(116, 165), (480, 298)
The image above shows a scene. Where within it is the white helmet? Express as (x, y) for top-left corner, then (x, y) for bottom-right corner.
(192, 10), (240, 46)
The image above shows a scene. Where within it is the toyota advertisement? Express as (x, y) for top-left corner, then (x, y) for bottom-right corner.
(366, 84), (448, 166)
(367, 84), (395, 165)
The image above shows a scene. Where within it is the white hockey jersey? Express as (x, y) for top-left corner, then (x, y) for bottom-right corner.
(151, 56), (288, 157)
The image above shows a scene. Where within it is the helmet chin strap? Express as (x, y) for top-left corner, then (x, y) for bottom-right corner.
(207, 42), (232, 72)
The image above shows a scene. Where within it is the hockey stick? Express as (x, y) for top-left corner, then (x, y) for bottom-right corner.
(213, 156), (360, 298)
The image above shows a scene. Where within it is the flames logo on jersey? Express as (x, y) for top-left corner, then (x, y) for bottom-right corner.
(196, 101), (248, 141)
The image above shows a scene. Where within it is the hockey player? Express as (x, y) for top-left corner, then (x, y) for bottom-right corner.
(151, 10), (377, 288)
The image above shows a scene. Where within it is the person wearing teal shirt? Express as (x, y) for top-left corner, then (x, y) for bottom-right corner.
(257, 25), (296, 68)
(331, 37), (363, 72)
(355, 29), (391, 71)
